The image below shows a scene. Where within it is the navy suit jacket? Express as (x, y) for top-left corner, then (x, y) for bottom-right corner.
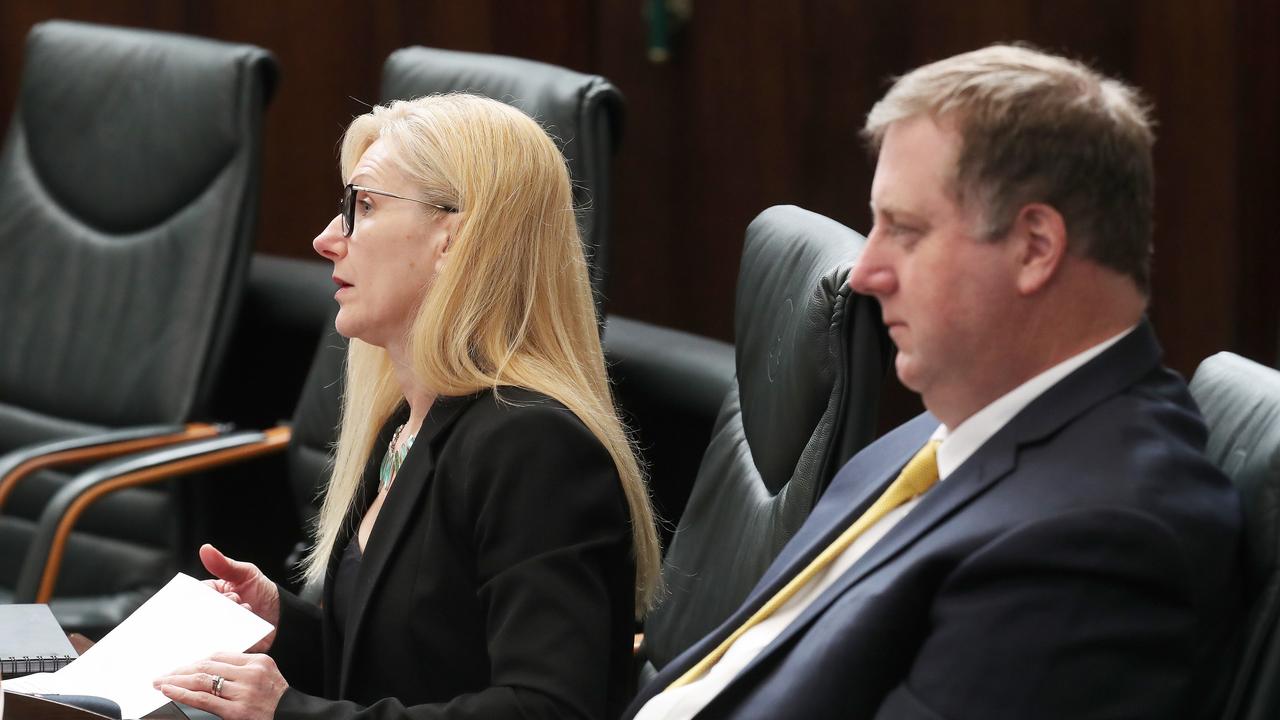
(626, 322), (1242, 719)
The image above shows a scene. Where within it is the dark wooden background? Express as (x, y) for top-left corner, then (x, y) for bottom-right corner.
(2, 0), (1276, 388)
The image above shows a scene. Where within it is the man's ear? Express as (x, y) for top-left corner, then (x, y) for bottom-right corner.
(1011, 202), (1069, 295)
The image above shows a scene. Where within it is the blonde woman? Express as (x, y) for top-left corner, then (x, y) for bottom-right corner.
(156, 94), (662, 720)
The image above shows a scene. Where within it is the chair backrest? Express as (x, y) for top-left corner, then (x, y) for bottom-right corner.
(189, 254), (336, 587)
(1189, 352), (1280, 720)
(0, 21), (276, 630)
(602, 315), (736, 551)
(287, 308), (347, 542)
(379, 46), (623, 309)
(640, 205), (891, 673)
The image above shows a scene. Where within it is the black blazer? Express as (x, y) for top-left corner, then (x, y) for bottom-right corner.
(626, 322), (1243, 719)
(272, 387), (636, 720)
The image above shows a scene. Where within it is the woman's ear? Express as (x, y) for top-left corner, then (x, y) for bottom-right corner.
(1011, 202), (1069, 295)
(432, 212), (461, 276)
(432, 236), (451, 277)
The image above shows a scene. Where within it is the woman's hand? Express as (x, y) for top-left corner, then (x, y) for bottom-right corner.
(201, 544), (279, 652)
(155, 652), (288, 720)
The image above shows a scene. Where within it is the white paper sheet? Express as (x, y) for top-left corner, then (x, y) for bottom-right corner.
(5, 573), (273, 719)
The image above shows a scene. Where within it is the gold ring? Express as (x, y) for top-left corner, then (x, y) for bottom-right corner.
(212, 675), (225, 697)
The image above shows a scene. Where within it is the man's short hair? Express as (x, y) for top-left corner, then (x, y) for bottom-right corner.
(863, 44), (1155, 294)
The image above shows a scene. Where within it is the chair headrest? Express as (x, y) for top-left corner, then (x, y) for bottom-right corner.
(735, 205), (867, 494)
(19, 20), (276, 234)
(381, 46), (623, 157)
(378, 46), (623, 302)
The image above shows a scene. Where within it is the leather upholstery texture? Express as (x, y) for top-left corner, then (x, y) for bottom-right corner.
(0, 21), (275, 429)
(189, 254), (335, 587)
(0, 20), (276, 632)
(273, 309), (346, 604)
(209, 255), (337, 430)
(379, 46), (623, 305)
(1190, 352), (1280, 720)
(287, 309), (346, 542)
(603, 316), (735, 548)
(640, 205), (891, 673)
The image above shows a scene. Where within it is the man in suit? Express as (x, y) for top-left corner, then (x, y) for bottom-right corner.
(626, 44), (1242, 719)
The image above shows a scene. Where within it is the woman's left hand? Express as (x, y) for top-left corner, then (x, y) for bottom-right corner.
(154, 652), (288, 720)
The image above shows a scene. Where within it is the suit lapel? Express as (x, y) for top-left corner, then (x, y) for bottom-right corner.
(734, 432), (1017, 686)
(336, 393), (477, 696)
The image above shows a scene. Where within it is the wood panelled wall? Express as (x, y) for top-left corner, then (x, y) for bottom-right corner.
(2, 1), (1276, 386)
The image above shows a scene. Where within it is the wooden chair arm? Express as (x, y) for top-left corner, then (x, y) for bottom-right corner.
(15, 426), (291, 604)
(0, 423), (226, 511)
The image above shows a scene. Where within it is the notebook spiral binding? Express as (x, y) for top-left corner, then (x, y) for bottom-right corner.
(2, 654), (76, 677)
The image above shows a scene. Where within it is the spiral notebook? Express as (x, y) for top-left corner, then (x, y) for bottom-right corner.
(0, 604), (78, 677)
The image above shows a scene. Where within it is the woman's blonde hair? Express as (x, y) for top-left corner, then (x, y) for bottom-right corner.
(301, 93), (662, 613)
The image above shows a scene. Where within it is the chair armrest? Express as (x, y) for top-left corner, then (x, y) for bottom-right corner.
(0, 423), (227, 511)
(3, 690), (119, 720)
(604, 314), (736, 415)
(15, 426), (292, 603)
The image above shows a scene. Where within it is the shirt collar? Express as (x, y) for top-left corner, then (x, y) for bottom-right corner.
(932, 325), (1136, 480)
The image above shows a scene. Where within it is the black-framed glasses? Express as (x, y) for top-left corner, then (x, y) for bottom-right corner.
(339, 183), (457, 237)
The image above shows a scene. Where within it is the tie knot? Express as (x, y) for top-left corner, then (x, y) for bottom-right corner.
(898, 439), (941, 498)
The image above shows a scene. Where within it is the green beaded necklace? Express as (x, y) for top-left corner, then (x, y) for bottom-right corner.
(378, 423), (417, 492)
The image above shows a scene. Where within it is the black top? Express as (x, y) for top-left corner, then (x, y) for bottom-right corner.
(331, 538), (362, 643)
(271, 387), (637, 720)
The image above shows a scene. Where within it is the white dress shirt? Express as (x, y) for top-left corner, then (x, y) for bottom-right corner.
(634, 326), (1134, 720)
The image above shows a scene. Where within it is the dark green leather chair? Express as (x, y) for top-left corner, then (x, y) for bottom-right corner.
(1189, 352), (1280, 720)
(0, 20), (276, 634)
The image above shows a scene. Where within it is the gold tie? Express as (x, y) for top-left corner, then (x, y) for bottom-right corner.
(668, 439), (941, 689)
